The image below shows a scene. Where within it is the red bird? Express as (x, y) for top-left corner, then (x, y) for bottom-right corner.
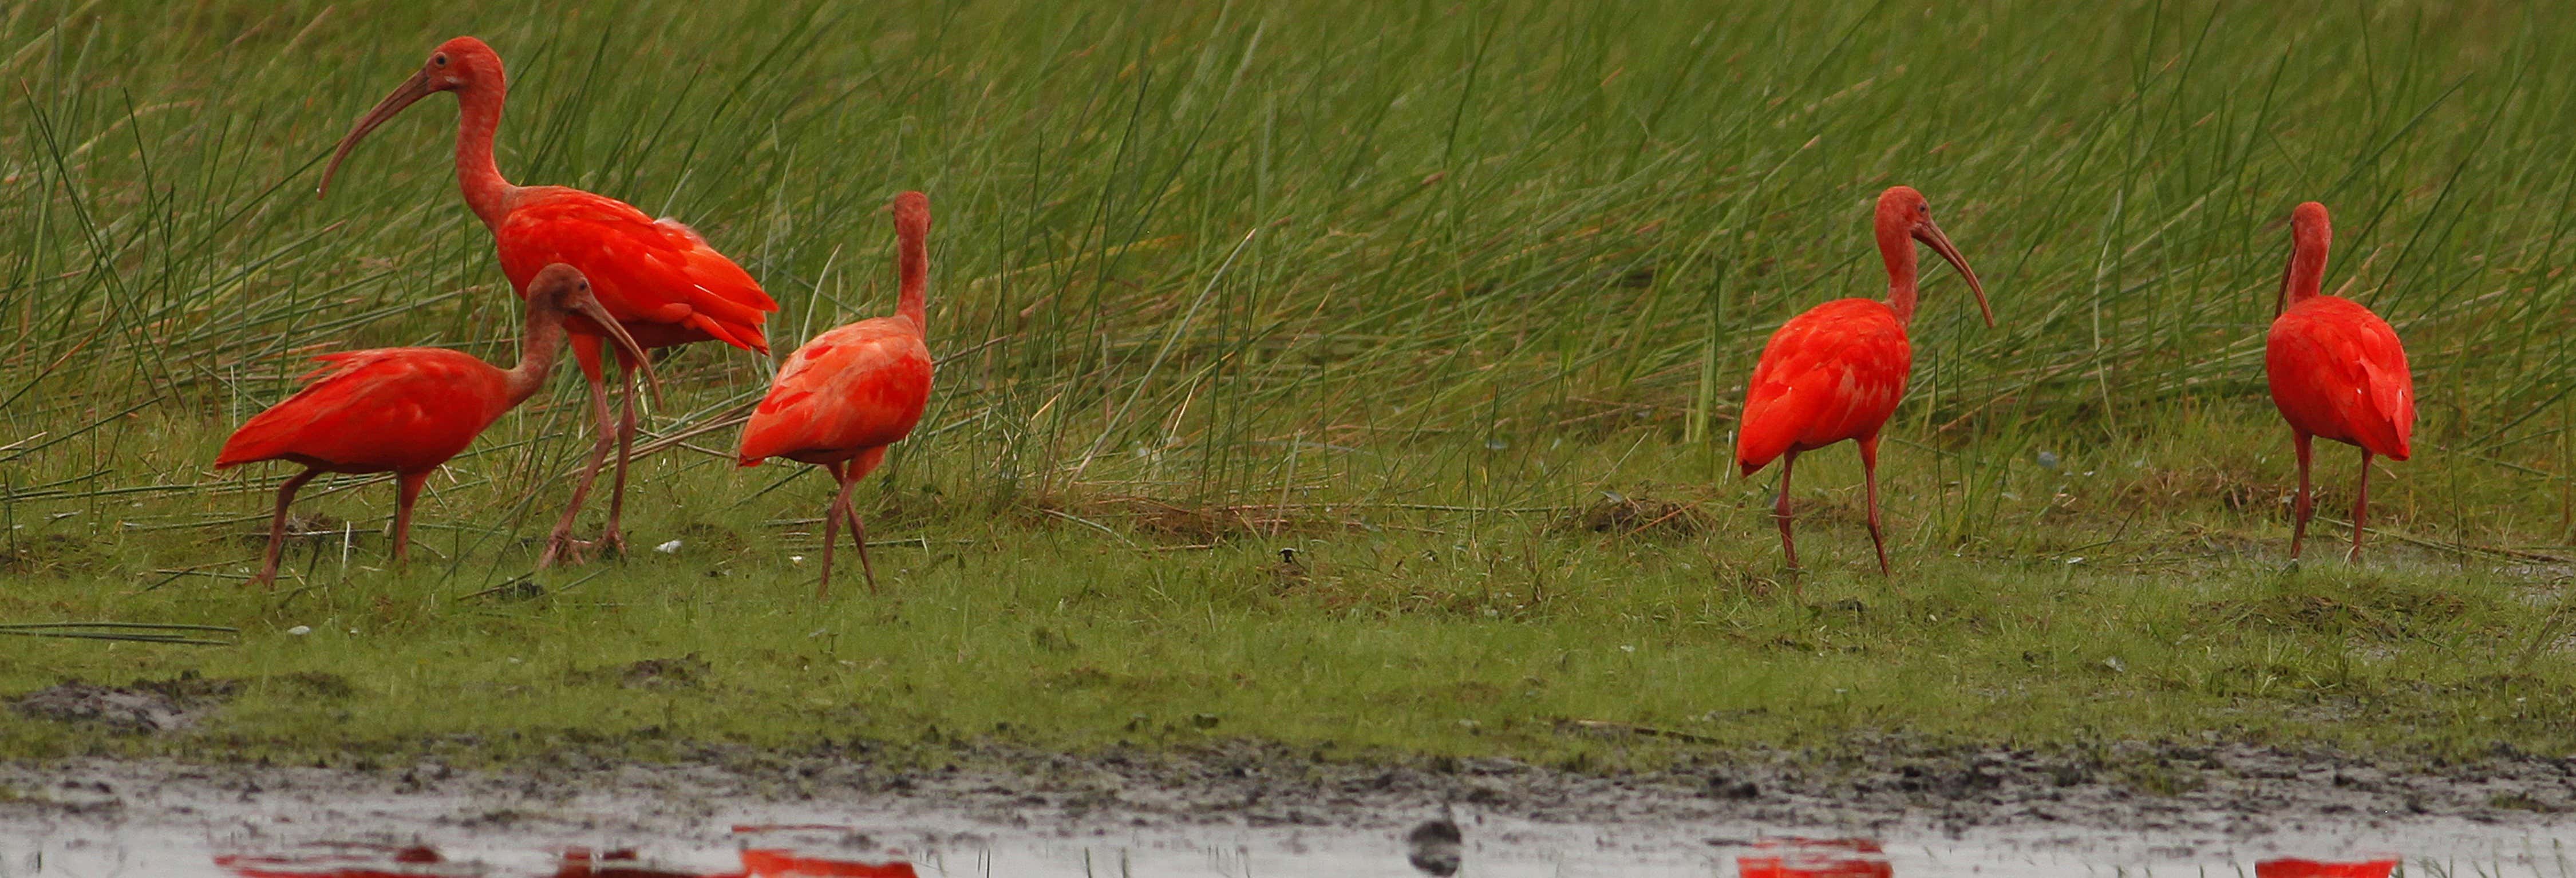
(2266, 201), (2414, 562)
(320, 36), (777, 567)
(1736, 185), (1990, 574)
(215, 265), (656, 588)
(737, 192), (935, 596)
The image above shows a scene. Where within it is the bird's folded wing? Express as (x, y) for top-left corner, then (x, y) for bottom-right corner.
(499, 194), (779, 353)
(744, 322), (934, 461)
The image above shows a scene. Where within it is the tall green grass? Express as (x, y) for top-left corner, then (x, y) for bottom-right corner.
(19, 1), (2576, 762)
(6, 0), (2576, 575)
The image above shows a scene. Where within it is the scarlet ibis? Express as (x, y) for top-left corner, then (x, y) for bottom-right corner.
(319, 36), (777, 567)
(2266, 201), (2413, 562)
(1735, 185), (1990, 574)
(737, 192), (935, 596)
(215, 265), (657, 588)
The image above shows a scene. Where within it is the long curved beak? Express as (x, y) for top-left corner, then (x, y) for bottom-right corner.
(1915, 218), (1992, 328)
(568, 295), (665, 407)
(319, 69), (434, 199)
(2273, 247), (2293, 318)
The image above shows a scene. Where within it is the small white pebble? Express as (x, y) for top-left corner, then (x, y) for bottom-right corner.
(655, 539), (683, 554)
(1619, 644), (1636, 653)
(286, 626), (311, 636)
(507, 657), (522, 665)
(789, 555), (806, 564)
(347, 628), (358, 635)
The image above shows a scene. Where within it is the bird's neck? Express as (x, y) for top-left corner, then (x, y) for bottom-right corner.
(2285, 239), (2328, 306)
(1878, 220), (1919, 325)
(896, 220), (929, 332)
(503, 309), (565, 407)
(454, 83), (515, 232)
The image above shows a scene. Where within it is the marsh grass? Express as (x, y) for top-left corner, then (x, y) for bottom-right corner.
(6, 0), (2576, 762)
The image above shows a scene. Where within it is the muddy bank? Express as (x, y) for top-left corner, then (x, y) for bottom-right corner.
(3, 735), (2571, 849)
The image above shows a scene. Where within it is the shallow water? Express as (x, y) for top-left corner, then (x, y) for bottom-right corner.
(6, 814), (2570, 877)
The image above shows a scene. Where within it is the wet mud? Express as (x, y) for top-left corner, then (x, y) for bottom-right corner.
(1, 737), (2570, 858)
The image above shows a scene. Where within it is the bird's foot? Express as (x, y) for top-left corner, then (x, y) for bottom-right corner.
(536, 532), (594, 569)
(537, 530), (629, 568)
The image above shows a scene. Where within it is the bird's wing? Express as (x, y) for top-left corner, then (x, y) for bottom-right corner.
(2344, 310), (2415, 459)
(738, 319), (935, 465)
(216, 350), (499, 469)
(1736, 302), (1909, 473)
(2271, 302), (2415, 459)
(497, 190), (779, 353)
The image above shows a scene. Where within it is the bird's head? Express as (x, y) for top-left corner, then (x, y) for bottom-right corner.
(419, 36), (504, 94)
(891, 191), (932, 239)
(2277, 201), (2333, 317)
(528, 264), (663, 406)
(1877, 185), (1991, 327)
(318, 37), (505, 199)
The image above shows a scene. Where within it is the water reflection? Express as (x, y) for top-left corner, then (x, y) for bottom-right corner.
(2254, 858), (2400, 878)
(211, 828), (918, 878)
(215, 843), (463, 877)
(1736, 837), (1894, 878)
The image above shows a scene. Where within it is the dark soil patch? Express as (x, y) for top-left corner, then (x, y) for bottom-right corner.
(617, 655), (710, 690)
(670, 522), (748, 555)
(2196, 580), (2471, 640)
(9, 672), (241, 734)
(273, 671), (358, 699)
(2116, 463), (2278, 513)
(1028, 496), (1358, 544)
(1, 534), (106, 576)
(1556, 492), (1710, 539)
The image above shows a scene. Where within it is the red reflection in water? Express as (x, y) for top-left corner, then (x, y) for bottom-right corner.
(1736, 837), (1894, 878)
(2255, 859), (2400, 878)
(216, 843), (455, 877)
(728, 825), (914, 878)
(214, 838), (916, 878)
(737, 849), (913, 877)
(555, 847), (737, 878)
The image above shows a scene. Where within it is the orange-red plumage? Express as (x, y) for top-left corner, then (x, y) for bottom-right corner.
(322, 35), (778, 567)
(495, 188), (777, 365)
(740, 191), (937, 596)
(738, 319), (934, 469)
(1736, 298), (1911, 474)
(2263, 201), (2413, 562)
(216, 349), (511, 474)
(1735, 186), (1991, 574)
(214, 266), (652, 588)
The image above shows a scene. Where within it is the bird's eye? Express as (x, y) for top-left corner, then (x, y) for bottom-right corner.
(433, 54), (449, 67)
(578, 280), (590, 290)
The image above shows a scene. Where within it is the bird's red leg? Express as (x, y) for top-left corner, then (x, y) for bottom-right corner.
(1775, 450), (1801, 571)
(816, 461), (857, 599)
(1859, 437), (1889, 576)
(598, 357), (639, 558)
(844, 477), (879, 595)
(390, 470), (430, 565)
(2349, 448), (2373, 564)
(538, 369), (619, 568)
(249, 468), (321, 590)
(2288, 431), (2313, 561)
